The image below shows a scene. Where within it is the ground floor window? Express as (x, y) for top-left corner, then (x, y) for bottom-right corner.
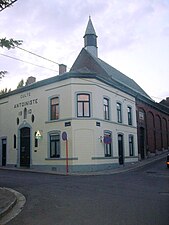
(50, 133), (60, 158)
(104, 131), (112, 157)
(34, 132), (38, 148)
(14, 134), (16, 149)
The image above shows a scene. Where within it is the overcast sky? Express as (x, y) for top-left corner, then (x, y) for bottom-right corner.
(0, 0), (169, 102)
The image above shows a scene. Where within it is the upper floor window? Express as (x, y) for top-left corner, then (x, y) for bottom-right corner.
(77, 94), (90, 117)
(104, 98), (110, 120)
(117, 102), (122, 123)
(139, 111), (144, 121)
(129, 135), (134, 156)
(127, 106), (132, 125)
(50, 97), (59, 120)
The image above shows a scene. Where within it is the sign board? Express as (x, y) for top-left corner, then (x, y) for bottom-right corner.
(35, 130), (42, 139)
(62, 131), (68, 141)
(104, 135), (112, 144)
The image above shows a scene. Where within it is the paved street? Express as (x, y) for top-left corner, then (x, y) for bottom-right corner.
(0, 157), (169, 225)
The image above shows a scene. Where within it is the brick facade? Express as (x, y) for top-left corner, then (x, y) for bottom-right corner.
(136, 99), (169, 159)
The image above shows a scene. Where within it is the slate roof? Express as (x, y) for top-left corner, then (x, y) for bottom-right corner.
(96, 57), (151, 98)
(0, 70), (97, 99)
(70, 48), (151, 99)
(84, 16), (97, 36)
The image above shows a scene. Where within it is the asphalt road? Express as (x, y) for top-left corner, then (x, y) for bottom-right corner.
(0, 158), (169, 225)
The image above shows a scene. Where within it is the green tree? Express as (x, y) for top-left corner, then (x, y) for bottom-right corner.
(0, 88), (11, 95)
(0, 71), (7, 79)
(0, 38), (22, 49)
(0, 0), (17, 12)
(17, 79), (24, 89)
(0, 38), (23, 79)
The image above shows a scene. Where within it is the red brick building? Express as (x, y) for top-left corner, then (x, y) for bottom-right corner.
(136, 96), (169, 159)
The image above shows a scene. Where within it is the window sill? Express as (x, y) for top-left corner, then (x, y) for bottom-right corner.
(125, 156), (138, 159)
(45, 157), (78, 161)
(92, 156), (117, 160)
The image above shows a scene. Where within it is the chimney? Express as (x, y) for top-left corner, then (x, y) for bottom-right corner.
(166, 97), (169, 102)
(59, 64), (67, 75)
(26, 76), (36, 85)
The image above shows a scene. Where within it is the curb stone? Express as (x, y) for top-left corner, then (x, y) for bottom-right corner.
(0, 188), (26, 225)
(0, 188), (17, 219)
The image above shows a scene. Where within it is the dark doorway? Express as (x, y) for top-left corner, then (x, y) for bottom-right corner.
(20, 127), (30, 167)
(140, 127), (145, 159)
(118, 134), (124, 165)
(2, 139), (7, 166)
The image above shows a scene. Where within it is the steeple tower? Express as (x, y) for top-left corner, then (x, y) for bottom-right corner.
(83, 16), (98, 57)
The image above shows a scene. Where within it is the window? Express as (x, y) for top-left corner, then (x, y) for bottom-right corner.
(24, 108), (27, 119)
(129, 135), (134, 156)
(50, 133), (60, 158)
(104, 131), (112, 157)
(50, 97), (59, 120)
(104, 98), (110, 120)
(31, 114), (35, 123)
(14, 134), (16, 148)
(117, 102), (122, 123)
(34, 132), (38, 148)
(139, 111), (144, 120)
(127, 106), (132, 125)
(77, 94), (90, 117)
(17, 117), (19, 125)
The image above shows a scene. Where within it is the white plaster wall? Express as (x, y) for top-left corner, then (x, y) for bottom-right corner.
(0, 77), (138, 169)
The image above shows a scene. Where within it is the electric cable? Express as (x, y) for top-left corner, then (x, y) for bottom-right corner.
(0, 53), (58, 73)
(16, 46), (60, 65)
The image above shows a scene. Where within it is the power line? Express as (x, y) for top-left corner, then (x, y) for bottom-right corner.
(0, 53), (58, 73)
(16, 46), (60, 65)
(16, 46), (71, 70)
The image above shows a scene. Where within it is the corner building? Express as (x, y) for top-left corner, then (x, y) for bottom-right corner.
(0, 18), (139, 172)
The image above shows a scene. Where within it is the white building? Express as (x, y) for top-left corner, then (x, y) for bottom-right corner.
(0, 18), (140, 173)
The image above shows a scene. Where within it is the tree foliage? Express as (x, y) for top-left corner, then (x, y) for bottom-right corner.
(0, 0), (17, 12)
(0, 88), (11, 95)
(17, 79), (24, 89)
(0, 38), (22, 79)
(0, 70), (7, 79)
(0, 38), (22, 49)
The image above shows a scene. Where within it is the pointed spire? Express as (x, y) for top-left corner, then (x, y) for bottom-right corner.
(83, 16), (98, 57)
(84, 16), (97, 36)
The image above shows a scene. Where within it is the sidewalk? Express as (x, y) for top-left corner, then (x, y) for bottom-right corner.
(0, 188), (26, 225)
(0, 188), (17, 219)
(72, 150), (169, 175)
(0, 150), (168, 224)
(0, 150), (168, 176)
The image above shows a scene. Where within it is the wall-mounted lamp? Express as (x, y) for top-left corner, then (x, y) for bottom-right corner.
(99, 136), (104, 143)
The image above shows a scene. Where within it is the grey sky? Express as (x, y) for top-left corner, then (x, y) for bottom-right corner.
(0, 0), (169, 101)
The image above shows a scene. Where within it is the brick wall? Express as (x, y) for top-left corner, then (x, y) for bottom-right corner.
(136, 99), (169, 158)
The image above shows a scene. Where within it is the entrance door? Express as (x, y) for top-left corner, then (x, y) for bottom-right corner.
(2, 139), (7, 166)
(118, 134), (124, 165)
(140, 127), (145, 159)
(20, 127), (30, 167)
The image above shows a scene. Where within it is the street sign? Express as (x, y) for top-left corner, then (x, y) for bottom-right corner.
(35, 130), (42, 139)
(104, 135), (112, 144)
(62, 131), (68, 141)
